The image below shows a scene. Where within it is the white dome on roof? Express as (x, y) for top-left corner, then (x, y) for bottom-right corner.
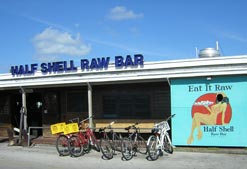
(199, 48), (220, 58)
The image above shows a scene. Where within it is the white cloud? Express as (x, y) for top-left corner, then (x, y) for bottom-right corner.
(107, 6), (143, 21)
(32, 27), (91, 60)
(89, 38), (166, 58)
(25, 15), (72, 33)
(221, 31), (247, 43)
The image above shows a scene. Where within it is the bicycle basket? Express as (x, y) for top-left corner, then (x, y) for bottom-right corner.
(63, 123), (79, 135)
(155, 121), (170, 131)
(79, 122), (87, 129)
(164, 121), (170, 131)
(50, 122), (66, 134)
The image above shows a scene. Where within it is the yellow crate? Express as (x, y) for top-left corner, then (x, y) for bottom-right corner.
(63, 123), (79, 135)
(50, 122), (66, 135)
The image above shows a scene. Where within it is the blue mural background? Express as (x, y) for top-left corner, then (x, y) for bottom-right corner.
(171, 75), (247, 146)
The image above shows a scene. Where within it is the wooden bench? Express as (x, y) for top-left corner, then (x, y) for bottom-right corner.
(94, 120), (155, 133)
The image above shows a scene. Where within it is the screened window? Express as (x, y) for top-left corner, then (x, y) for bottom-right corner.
(0, 95), (9, 114)
(103, 94), (150, 119)
(67, 91), (88, 113)
(103, 96), (117, 118)
(44, 93), (58, 114)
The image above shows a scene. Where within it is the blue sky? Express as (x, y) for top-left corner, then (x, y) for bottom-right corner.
(0, 0), (247, 73)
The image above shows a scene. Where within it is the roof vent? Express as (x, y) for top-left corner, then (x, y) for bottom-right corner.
(198, 48), (220, 58)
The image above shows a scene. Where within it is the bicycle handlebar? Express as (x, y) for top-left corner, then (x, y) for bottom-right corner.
(110, 121), (115, 126)
(124, 122), (139, 131)
(68, 117), (80, 123)
(155, 114), (176, 127)
(99, 121), (115, 131)
(165, 114), (176, 122)
(79, 116), (93, 124)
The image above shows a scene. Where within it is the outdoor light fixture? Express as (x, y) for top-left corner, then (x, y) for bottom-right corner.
(36, 101), (43, 109)
(206, 76), (212, 81)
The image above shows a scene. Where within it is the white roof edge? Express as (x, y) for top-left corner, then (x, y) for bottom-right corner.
(146, 55), (247, 64)
(1, 55), (247, 80)
(0, 55), (247, 89)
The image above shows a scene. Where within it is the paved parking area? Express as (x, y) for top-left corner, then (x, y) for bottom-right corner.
(0, 143), (246, 169)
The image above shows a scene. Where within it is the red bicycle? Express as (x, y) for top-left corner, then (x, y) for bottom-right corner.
(55, 118), (79, 156)
(56, 133), (72, 156)
(68, 118), (100, 157)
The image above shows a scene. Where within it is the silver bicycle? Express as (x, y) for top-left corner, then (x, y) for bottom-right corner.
(147, 114), (175, 161)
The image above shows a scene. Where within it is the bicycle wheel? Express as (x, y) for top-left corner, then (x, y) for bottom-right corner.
(100, 138), (113, 159)
(90, 134), (101, 152)
(82, 134), (91, 153)
(112, 133), (122, 152)
(163, 134), (173, 154)
(69, 135), (84, 157)
(136, 135), (147, 154)
(121, 137), (134, 161)
(56, 134), (70, 156)
(147, 135), (159, 161)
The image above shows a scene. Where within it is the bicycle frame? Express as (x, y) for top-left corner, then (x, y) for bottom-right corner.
(100, 121), (122, 151)
(128, 129), (138, 142)
(56, 133), (72, 156)
(75, 131), (88, 146)
(152, 127), (171, 151)
(78, 116), (99, 147)
(121, 123), (147, 161)
(69, 116), (100, 156)
(71, 119), (95, 147)
(147, 114), (175, 160)
(82, 126), (100, 151)
(56, 117), (82, 156)
(154, 114), (175, 150)
(107, 129), (122, 151)
(99, 121), (120, 160)
(126, 125), (146, 151)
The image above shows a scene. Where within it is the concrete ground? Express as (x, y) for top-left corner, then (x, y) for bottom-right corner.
(0, 142), (247, 169)
(2, 136), (247, 155)
(31, 136), (247, 155)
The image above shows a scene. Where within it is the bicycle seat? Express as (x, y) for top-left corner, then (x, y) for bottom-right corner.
(151, 128), (159, 134)
(125, 126), (131, 130)
(99, 128), (104, 133)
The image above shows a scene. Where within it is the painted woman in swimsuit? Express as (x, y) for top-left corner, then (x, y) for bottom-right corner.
(187, 93), (229, 144)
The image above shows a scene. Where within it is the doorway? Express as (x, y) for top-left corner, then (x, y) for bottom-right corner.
(10, 94), (22, 129)
(27, 93), (42, 136)
(10, 92), (43, 137)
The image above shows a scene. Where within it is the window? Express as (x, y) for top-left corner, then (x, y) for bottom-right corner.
(67, 91), (88, 113)
(44, 93), (58, 114)
(103, 94), (150, 119)
(103, 96), (117, 118)
(135, 96), (150, 118)
(0, 95), (9, 114)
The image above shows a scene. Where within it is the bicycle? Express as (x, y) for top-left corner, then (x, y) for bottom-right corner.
(55, 118), (79, 156)
(99, 121), (115, 160)
(56, 134), (71, 156)
(121, 122), (147, 160)
(146, 114), (175, 161)
(99, 121), (123, 160)
(68, 117), (100, 157)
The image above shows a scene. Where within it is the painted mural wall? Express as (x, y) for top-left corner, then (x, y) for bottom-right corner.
(171, 75), (247, 147)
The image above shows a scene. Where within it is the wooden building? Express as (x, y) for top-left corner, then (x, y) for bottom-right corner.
(0, 54), (247, 147)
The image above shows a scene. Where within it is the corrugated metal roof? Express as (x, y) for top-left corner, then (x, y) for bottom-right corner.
(0, 55), (247, 89)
